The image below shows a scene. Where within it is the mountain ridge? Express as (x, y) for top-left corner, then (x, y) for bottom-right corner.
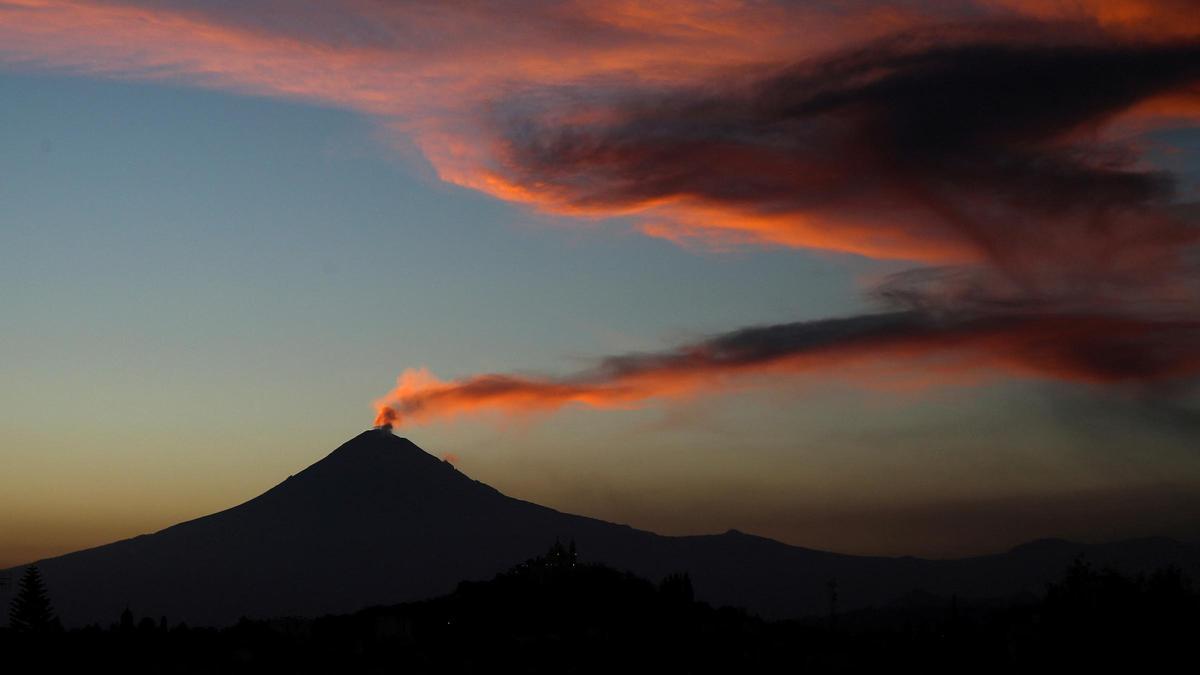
(6, 429), (1199, 626)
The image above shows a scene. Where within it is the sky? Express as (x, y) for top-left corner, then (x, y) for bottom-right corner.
(2, 0), (1200, 568)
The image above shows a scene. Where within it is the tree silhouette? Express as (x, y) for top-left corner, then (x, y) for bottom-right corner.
(8, 565), (58, 632)
(659, 572), (694, 604)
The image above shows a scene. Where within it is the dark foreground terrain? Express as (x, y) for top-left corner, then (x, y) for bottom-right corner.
(5, 542), (1197, 674)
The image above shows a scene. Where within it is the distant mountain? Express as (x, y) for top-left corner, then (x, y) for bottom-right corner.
(8, 429), (1200, 626)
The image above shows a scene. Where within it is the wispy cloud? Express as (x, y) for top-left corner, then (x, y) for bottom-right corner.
(3, 2), (1198, 426)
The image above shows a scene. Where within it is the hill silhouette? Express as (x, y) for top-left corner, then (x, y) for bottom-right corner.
(8, 429), (1200, 626)
(6, 543), (1198, 673)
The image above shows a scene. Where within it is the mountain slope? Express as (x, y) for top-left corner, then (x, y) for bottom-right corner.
(10, 430), (1200, 626)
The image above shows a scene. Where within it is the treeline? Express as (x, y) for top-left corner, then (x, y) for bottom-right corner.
(3, 544), (1198, 673)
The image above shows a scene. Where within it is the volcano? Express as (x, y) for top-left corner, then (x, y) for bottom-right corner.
(12, 430), (1200, 626)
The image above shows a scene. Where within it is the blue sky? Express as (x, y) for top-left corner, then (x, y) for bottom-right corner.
(2, 1), (1199, 567)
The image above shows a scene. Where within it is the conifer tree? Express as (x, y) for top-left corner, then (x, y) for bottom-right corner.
(8, 565), (58, 632)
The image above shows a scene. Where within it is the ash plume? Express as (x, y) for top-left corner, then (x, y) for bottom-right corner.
(375, 269), (1200, 427)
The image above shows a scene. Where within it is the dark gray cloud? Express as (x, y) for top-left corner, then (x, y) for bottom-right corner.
(372, 20), (1200, 426)
(491, 27), (1200, 288)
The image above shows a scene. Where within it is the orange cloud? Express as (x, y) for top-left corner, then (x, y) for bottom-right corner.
(987, 0), (1200, 39)
(5, 2), (1194, 264)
